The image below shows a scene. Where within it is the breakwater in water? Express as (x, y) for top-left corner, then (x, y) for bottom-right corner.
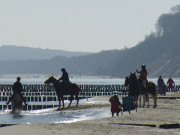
(0, 84), (128, 110)
(0, 84), (180, 110)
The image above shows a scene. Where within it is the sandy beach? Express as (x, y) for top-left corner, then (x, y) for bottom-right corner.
(0, 92), (180, 135)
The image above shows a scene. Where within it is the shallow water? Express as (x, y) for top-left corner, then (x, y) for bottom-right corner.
(0, 98), (110, 124)
(0, 108), (109, 124)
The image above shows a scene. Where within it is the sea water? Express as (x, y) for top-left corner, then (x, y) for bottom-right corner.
(0, 77), (115, 124)
(0, 107), (109, 124)
(0, 96), (110, 124)
(0, 77), (180, 85)
(0, 77), (179, 124)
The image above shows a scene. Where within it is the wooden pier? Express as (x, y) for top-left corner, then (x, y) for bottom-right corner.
(0, 84), (179, 110)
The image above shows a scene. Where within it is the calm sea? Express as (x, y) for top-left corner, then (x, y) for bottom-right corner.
(0, 77), (180, 85)
(0, 77), (179, 124)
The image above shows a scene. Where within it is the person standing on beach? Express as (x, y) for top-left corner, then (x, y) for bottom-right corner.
(109, 95), (122, 117)
(167, 77), (175, 92)
(157, 76), (165, 95)
(6, 77), (27, 105)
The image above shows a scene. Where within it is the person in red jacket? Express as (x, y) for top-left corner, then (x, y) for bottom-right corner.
(109, 95), (122, 117)
(167, 77), (175, 92)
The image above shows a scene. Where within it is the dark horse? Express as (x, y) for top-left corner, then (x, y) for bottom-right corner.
(125, 73), (157, 108)
(124, 73), (140, 108)
(44, 76), (82, 109)
(11, 93), (23, 113)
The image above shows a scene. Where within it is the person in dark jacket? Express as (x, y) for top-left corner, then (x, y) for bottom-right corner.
(58, 68), (70, 83)
(6, 77), (27, 105)
(58, 68), (70, 90)
(157, 76), (165, 95)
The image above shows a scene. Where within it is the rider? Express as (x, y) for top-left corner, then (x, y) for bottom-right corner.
(6, 77), (27, 105)
(136, 64), (148, 88)
(58, 68), (70, 89)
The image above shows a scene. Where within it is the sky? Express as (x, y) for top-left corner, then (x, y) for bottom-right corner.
(0, 0), (180, 52)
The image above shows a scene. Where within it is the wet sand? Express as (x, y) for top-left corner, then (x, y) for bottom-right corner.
(0, 92), (180, 135)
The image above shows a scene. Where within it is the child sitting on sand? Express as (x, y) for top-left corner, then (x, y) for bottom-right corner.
(109, 94), (122, 117)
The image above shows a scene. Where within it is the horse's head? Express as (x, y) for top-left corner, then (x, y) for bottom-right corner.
(44, 76), (57, 84)
(130, 72), (137, 82)
(124, 76), (130, 86)
(125, 72), (138, 86)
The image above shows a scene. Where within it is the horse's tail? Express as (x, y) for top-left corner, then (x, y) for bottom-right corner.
(75, 84), (82, 93)
(148, 81), (157, 97)
(75, 84), (89, 102)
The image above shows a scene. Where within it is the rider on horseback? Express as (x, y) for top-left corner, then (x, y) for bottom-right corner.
(6, 77), (28, 105)
(136, 64), (148, 88)
(58, 68), (70, 90)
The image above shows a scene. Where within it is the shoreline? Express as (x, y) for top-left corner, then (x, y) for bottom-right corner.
(0, 94), (180, 135)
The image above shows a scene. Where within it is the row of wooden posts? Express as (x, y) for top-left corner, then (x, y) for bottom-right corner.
(0, 84), (179, 110)
(0, 84), (129, 100)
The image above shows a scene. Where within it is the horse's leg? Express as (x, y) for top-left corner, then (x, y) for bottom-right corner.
(153, 94), (157, 108)
(142, 94), (145, 107)
(135, 97), (138, 108)
(58, 96), (61, 109)
(134, 95), (138, 108)
(152, 95), (155, 108)
(139, 88), (142, 108)
(12, 102), (16, 113)
(155, 96), (157, 108)
(12, 109), (15, 113)
(62, 96), (64, 108)
(68, 95), (73, 108)
(155, 90), (158, 108)
(147, 93), (149, 108)
(121, 110), (123, 115)
(76, 94), (79, 107)
(139, 95), (142, 107)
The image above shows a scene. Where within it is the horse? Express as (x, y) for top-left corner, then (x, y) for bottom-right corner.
(44, 76), (82, 109)
(124, 74), (140, 108)
(125, 73), (157, 108)
(145, 81), (157, 108)
(11, 93), (23, 113)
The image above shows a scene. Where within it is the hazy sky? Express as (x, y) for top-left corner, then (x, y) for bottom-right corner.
(0, 0), (180, 52)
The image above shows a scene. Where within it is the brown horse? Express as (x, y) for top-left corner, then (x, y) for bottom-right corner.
(125, 73), (157, 108)
(144, 81), (157, 108)
(44, 76), (82, 109)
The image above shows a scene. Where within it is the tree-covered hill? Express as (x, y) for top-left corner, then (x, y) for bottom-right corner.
(1, 5), (180, 78)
